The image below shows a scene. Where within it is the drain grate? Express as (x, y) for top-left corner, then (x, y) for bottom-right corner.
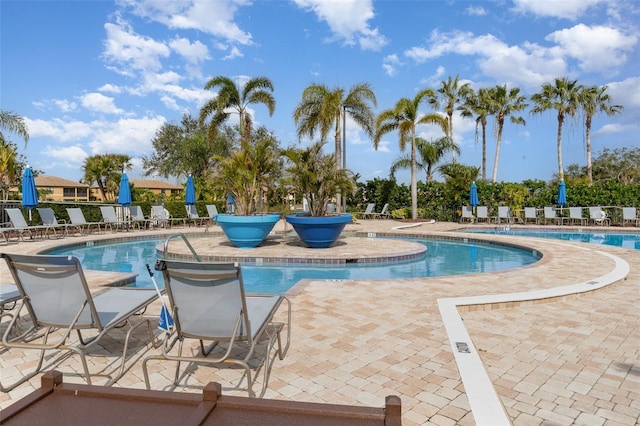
(455, 342), (470, 353)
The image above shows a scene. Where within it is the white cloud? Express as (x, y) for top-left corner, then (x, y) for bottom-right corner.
(98, 84), (123, 94)
(511, 0), (606, 20)
(546, 24), (637, 73)
(466, 6), (487, 16)
(382, 54), (401, 76)
(294, 0), (388, 51)
(87, 116), (167, 154)
(80, 92), (124, 114)
(25, 118), (93, 141)
(42, 145), (89, 165)
(118, 0), (253, 45)
(169, 37), (210, 63)
(103, 18), (171, 73)
(607, 76), (640, 108)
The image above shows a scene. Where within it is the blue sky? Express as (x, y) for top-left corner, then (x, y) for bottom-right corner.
(2, 0), (639, 186)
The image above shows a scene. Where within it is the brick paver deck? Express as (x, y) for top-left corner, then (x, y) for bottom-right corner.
(0, 220), (638, 425)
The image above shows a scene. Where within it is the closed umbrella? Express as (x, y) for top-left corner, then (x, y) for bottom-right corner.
(185, 175), (196, 205)
(469, 181), (479, 207)
(118, 172), (132, 206)
(21, 166), (38, 223)
(557, 180), (567, 207)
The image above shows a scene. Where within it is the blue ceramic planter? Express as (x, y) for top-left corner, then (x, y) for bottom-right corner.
(285, 213), (352, 248)
(215, 214), (281, 248)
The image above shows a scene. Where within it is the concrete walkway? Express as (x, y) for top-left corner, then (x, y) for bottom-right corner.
(0, 220), (638, 425)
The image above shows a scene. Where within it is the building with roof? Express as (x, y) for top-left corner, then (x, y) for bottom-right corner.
(34, 176), (90, 202)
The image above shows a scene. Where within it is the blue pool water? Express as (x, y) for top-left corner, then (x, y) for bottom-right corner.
(464, 228), (640, 251)
(48, 237), (540, 294)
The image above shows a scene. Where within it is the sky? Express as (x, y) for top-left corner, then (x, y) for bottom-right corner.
(1, 0), (639, 186)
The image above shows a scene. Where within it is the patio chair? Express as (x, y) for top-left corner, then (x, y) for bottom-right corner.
(542, 206), (560, 225)
(589, 206), (610, 226)
(206, 204), (219, 219)
(476, 206), (490, 223)
(523, 207), (538, 224)
(497, 206), (512, 224)
(0, 253), (158, 391)
(0, 284), (21, 321)
(5, 208), (48, 241)
(129, 205), (151, 230)
(460, 206), (474, 223)
(372, 203), (390, 219)
(567, 207), (585, 226)
(622, 207), (639, 227)
(142, 259), (291, 398)
(355, 203), (376, 219)
(100, 205), (128, 231)
(185, 205), (211, 227)
(66, 208), (103, 234)
(36, 207), (69, 238)
(151, 205), (184, 228)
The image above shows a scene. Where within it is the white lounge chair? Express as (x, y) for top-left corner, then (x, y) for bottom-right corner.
(461, 206), (475, 223)
(523, 207), (538, 224)
(356, 203), (376, 219)
(151, 206), (184, 228)
(100, 206), (128, 231)
(476, 206), (490, 223)
(567, 207), (585, 226)
(543, 207), (560, 225)
(372, 203), (390, 219)
(185, 205), (210, 227)
(497, 206), (512, 224)
(0, 253), (158, 391)
(142, 259), (291, 397)
(589, 206), (610, 226)
(129, 205), (151, 230)
(622, 207), (639, 227)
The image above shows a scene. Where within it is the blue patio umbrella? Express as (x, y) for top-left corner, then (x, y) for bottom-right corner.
(21, 165), (38, 222)
(185, 175), (196, 205)
(118, 172), (132, 206)
(557, 179), (567, 207)
(469, 181), (479, 207)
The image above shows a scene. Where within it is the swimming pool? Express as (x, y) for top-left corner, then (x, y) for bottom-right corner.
(463, 228), (640, 251)
(48, 236), (540, 293)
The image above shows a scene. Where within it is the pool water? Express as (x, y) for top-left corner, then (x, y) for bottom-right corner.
(48, 237), (540, 294)
(464, 228), (640, 251)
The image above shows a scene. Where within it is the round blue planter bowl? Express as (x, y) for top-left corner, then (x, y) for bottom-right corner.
(285, 213), (352, 249)
(215, 213), (281, 248)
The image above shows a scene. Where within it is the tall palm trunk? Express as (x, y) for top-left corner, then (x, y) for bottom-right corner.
(585, 114), (593, 185)
(334, 115), (342, 212)
(556, 112), (565, 181)
(448, 114), (455, 162)
(411, 130), (418, 219)
(481, 117), (487, 181)
(491, 117), (504, 183)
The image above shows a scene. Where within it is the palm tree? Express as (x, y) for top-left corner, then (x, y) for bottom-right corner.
(429, 75), (472, 162)
(390, 136), (459, 182)
(293, 82), (377, 167)
(459, 88), (492, 180)
(293, 82), (376, 210)
(488, 84), (528, 183)
(374, 90), (447, 219)
(82, 154), (132, 201)
(531, 77), (581, 181)
(578, 85), (623, 185)
(0, 110), (29, 146)
(199, 76), (275, 143)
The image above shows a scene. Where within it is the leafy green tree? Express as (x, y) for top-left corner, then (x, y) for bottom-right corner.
(531, 77), (581, 181)
(199, 76), (275, 143)
(0, 110), (29, 146)
(460, 88), (491, 180)
(374, 90), (447, 219)
(390, 136), (459, 182)
(142, 114), (230, 183)
(82, 154), (131, 201)
(591, 147), (640, 184)
(429, 75), (472, 162)
(578, 85), (623, 185)
(488, 84), (528, 183)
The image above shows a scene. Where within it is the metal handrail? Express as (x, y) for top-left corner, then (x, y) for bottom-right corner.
(162, 233), (202, 262)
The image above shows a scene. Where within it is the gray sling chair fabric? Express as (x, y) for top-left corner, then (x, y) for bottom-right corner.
(0, 253), (158, 392)
(0, 284), (21, 321)
(5, 208), (48, 241)
(128, 205), (152, 230)
(36, 207), (69, 238)
(142, 259), (291, 398)
(66, 208), (103, 234)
